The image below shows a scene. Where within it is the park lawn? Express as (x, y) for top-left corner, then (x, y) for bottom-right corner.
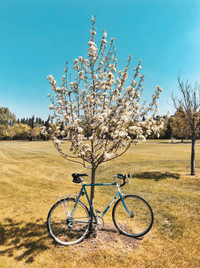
(0, 140), (199, 268)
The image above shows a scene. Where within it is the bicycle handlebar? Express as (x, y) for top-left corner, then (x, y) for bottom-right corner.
(116, 173), (131, 187)
(71, 173), (131, 187)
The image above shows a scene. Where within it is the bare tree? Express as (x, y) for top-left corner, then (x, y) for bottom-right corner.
(172, 76), (200, 175)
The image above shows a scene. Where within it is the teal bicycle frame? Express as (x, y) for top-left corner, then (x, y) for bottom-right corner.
(71, 181), (133, 223)
(47, 173), (154, 246)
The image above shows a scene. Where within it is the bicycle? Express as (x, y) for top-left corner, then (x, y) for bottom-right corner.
(47, 173), (154, 246)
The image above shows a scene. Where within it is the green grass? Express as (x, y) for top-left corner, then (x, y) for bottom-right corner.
(0, 140), (200, 267)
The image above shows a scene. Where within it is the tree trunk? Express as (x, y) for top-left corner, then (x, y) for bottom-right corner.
(90, 167), (96, 220)
(191, 138), (195, 175)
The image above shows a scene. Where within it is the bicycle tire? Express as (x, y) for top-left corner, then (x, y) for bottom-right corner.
(112, 195), (153, 237)
(47, 198), (91, 245)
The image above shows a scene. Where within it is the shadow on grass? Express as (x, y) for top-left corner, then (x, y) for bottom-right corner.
(0, 218), (49, 263)
(133, 171), (180, 181)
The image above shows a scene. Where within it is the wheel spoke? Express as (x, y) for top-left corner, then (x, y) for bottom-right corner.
(112, 195), (153, 237)
(47, 198), (90, 245)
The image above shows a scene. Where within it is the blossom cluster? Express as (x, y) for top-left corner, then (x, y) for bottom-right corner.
(46, 16), (163, 168)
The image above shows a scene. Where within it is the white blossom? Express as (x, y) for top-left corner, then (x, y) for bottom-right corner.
(49, 104), (55, 110)
(104, 152), (115, 160)
(46, 15), (163, 170)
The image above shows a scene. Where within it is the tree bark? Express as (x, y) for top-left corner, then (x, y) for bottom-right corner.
(90, 167), (96, 220)
(191, 138), (195, 175)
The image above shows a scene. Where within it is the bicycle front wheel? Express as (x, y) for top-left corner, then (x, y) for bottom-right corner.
(112, 195), (153, 237)
(47, 198), (90, 246)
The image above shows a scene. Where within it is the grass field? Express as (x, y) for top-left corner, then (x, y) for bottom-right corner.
(0, 140), (200, 267)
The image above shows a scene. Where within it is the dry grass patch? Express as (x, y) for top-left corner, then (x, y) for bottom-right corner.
(0, 140), (200, 267)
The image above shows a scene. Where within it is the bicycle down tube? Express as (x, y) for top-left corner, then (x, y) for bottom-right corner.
(71, 182), (123, 222)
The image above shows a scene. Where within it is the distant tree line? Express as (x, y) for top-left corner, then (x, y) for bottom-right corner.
(17, 117), (45, 126)
(0, 107), (199, 142)
(0, 108), (53, 141)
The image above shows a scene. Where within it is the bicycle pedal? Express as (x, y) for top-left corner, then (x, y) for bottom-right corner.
(94, 232), (97, 238)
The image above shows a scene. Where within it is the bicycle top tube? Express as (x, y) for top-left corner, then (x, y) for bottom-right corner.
(72, 173), (130, 188)
(83, 182), (116, 186)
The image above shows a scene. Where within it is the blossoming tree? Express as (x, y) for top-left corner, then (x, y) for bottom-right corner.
(46, 16), (163, 210)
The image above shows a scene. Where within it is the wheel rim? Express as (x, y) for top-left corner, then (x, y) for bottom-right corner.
(114, 196), (153, 237)
(48, 199), (90, 245)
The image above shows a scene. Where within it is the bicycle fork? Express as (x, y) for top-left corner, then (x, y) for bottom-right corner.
(120, 196), (134, 218)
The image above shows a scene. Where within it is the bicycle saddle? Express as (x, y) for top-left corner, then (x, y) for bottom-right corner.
(72, 173), (88, 183)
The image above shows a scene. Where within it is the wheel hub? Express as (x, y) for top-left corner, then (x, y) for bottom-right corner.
(66, 217), (73, 227)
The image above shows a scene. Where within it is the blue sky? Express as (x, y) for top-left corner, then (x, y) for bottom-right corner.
(0, 0), (200, 119)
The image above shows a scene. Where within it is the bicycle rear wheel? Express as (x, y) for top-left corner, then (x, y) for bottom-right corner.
(112, 195), (153, 237)
(47, 198), (90, 245)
